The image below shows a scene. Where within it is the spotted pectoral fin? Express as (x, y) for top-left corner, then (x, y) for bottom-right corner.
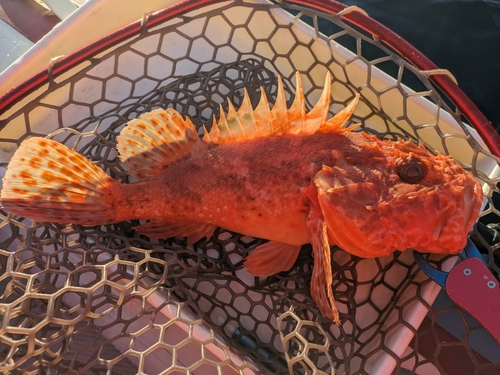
(244, 241), (302, 276)
(134, 221), (216, 245)
(117, 108), (206, 180)
(303, 184), (339, 324)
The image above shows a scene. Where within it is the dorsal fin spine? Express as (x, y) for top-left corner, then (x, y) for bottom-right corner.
(323, 93), (361, 133)
(217, 103), (232, 142)
(254, 86), (271, 138)
(288, 72), (306, 135)
(308, 72), (332, 133)
(238, 89), (256, 139)
(202, 124), (212, 144)
(271, 76), (287, 136)
(203, 71), (359, 145)
(227, 99), (245, 139)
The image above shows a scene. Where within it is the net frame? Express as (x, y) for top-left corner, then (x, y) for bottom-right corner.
(1, 0), (500, 374)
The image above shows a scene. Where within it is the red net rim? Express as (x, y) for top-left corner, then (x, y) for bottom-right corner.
(1, 0), (499, 156)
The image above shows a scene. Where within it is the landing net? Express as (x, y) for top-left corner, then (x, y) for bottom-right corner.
(1, 1), (499, 374)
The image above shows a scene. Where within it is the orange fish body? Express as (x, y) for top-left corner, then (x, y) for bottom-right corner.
(111, 132), (358, 240)
(0, 72), (483, 323)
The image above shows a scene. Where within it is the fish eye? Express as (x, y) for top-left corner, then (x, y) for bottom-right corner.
(397, 158), (426, 184)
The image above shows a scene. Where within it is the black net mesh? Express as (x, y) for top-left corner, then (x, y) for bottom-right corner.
(1, 1), (499, 374)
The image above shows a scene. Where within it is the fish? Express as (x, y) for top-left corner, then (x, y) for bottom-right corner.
(0, 72), (483, 324)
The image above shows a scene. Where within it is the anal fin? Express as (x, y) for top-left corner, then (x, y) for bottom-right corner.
(244, 241), (302, 276)
(135, 221), (216, 245)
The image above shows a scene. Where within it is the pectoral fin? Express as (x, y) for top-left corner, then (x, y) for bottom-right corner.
(244, 241), (302, 276)
(135, 221), (216, 245)
(303, 185), (339, 324)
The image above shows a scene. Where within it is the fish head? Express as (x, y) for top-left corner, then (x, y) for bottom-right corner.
(314, 133), (483, 258)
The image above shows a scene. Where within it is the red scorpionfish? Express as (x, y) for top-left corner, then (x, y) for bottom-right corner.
(1, 72), (483, 323)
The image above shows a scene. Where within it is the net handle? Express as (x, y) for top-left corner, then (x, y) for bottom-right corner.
(289, 0), (500, 156)
(1, 0), (498, 156)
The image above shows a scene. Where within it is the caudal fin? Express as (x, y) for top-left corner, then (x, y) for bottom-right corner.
(1, 137), (117, 225)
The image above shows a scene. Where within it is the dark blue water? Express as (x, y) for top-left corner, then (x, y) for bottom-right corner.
(340, 0), (500, 132)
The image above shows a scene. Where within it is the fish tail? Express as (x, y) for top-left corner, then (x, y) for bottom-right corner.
(1, 138), (118, 225)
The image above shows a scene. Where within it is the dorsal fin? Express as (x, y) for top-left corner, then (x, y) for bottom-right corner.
(117, 108), (204, 180)
(202, 72), (360, 145)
